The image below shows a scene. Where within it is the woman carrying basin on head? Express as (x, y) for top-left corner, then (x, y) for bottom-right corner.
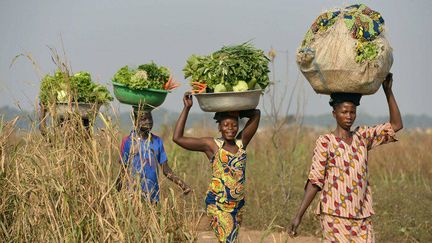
(173, 92), (261, 243)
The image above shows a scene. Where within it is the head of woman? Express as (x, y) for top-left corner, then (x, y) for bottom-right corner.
(330, 93), (362, 130)
(214, 112), (239, 141)
(133, 110), (153, 134)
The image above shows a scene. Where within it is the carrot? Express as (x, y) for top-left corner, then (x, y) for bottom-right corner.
(192, 89), (205, 94)
(191, 82), (206, 93)
(191, 81), (206, 87)
(164, 75), (181, 91)
(163, 76), (171, 89)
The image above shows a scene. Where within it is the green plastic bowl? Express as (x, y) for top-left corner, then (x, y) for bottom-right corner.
(112, 82), (168, 110)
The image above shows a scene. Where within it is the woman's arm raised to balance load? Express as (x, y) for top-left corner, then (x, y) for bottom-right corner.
(237, 109), (261, 148)
(172, 92), (217, 159)
(383, 73), (403, 132)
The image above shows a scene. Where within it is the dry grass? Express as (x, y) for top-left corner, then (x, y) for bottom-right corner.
(1, 115), (431, 242)
(0, 114), (198, 242)
(163, 123), (432, 243)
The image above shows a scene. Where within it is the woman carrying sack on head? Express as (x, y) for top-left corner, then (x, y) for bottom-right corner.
(173, 92), (261, 242)
(290, 73), (403, 242)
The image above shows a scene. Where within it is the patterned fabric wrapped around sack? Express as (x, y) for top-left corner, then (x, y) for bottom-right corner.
(297, 4), (393, 95)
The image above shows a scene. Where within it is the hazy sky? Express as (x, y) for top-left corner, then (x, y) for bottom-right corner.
(1, 0), (431, 116)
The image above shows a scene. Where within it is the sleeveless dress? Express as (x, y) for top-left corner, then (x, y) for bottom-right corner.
(205, 138), (246, 242)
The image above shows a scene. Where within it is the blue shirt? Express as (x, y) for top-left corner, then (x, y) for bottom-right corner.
(120, 132), (167, 202)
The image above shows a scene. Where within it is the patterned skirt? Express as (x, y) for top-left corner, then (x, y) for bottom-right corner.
(205, 193), (245, 243)
(320, 214), (374, 243)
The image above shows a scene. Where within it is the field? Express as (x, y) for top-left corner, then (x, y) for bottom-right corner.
(0, 115), (431, 242)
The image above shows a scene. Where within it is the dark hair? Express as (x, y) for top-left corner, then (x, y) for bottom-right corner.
(133, 109), (152, 121)
(213, 112), (239, 123)
(329, 93), (362, 108)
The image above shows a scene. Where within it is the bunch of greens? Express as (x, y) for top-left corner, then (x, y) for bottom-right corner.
(355, 42), (379, 63)
(183, 42), (270, 93)
(112, 62), (170, 90)
(39, 70), (113, 105)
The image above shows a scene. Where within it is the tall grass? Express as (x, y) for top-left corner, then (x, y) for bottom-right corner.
(0, 114), (198, 242)
(1, 114), (431, 242)
(163, 122), (432, 243)
(4, 45), (199, 242)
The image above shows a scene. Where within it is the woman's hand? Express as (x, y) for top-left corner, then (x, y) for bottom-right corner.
(163, 164), (193, 195)
(382, 72), (393, 94)
(289, 216), (301, 237)
(289, 181), (319, 238)
(181, 183), (192, 195)
(115, 176), (122, 192)
(228, 111), (240, 118)
(239, 109), (258, 119)
(183, 92), (193, 109)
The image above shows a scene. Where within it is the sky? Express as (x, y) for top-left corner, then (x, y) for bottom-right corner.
(1, 0), (431, 117)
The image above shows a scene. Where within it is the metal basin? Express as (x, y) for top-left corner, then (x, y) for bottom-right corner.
(193, 90), (262, 112)
(54, 102), (101, 119)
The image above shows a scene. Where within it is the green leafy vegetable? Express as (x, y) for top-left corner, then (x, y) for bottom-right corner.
(113, 66), (132, 85)
(355, 42), (379, 63)
(112, 62), (171, 90)
(183, 42), (270, 93)
(138, 63), (169, 83)
(39, 70), (113, 105)
(214, 84), (227, 93)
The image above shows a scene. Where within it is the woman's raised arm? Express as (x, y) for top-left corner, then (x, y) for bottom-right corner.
(383, 73), (403, 132)
(238, 109), (260, 148)
(172, 92), (215, 156)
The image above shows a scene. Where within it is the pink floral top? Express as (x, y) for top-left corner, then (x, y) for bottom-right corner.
(308, 123), (397, 219)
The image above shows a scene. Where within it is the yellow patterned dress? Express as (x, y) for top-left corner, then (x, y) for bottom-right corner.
(206, 138), (246, 243)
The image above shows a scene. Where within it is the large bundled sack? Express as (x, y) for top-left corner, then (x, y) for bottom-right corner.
(297, 4), (393, 95)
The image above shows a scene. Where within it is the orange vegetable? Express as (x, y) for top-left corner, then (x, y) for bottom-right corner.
(191, 81), (207, 94)
(163, 75), (181, 91)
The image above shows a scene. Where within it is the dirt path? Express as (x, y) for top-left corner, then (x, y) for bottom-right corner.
(197, 230), (318, 243)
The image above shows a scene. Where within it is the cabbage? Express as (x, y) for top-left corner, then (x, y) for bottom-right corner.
(56, 90), (67, 102)
(233, 81), (248, 92)
(214, 84), (227, 93)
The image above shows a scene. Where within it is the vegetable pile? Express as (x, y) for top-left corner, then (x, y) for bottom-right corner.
(112, 62), (179, 91)
(183, 42), (270, 93)
(40, 70), (113, 105)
